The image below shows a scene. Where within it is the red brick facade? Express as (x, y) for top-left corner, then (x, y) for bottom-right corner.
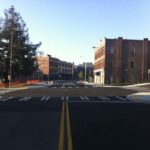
(94, 37), (150, 84)
(37, 55), (74, 80)
(37, 56), (49, 76)
(94, 46), (105, 70)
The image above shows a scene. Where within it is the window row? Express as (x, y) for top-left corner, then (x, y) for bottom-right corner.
(94, 61), (105, 70)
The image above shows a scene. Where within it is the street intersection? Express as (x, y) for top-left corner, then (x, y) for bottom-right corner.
(0, 81), (150, 150)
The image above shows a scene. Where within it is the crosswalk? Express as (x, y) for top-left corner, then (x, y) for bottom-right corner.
(0, 97), (14, 102)
(18, 97), (32, 101)
(0, 96), (131, 103)
(49, 85), (94, 89)
(98, 96), (111, 100)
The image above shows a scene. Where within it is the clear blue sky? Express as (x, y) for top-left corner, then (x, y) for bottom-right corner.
(0, 0), (150, 65)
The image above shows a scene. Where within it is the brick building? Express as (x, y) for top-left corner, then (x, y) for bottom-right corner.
(58, 61), (74, 79)
(37, 56), (50, 80)
(94, 37), (150, 84)
(49, 56), (59, 80)
(37, 55), (74, 80)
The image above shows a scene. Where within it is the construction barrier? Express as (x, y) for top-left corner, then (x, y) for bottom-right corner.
(26, 80), (41, 84)
(0, 80), (41, 88)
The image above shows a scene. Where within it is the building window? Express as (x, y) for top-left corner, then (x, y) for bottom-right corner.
(131, 61), (135, 68)
(110, 60), (113, 67)
(110, 47), (114, 54)
(110, 76), (113, 83)
(131, 48), (135, 55)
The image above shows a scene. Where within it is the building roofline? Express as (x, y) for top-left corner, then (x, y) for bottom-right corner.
(105, 37), (149, 41)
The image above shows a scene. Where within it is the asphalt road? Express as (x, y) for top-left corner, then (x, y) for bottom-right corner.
(0, 98), (62, 150)
(0, 96), (150, 150)
(69, 101), (150, 150)
(1, 85), (136, 97)
(0, 81), (149, 150)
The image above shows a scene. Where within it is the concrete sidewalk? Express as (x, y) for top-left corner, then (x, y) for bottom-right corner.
(0, 81), (48, 95)
(127, 92), (150, 104)
(89, 82), (150, 87)
(89, 82), (150, 92)
(0, 87), (27, 95)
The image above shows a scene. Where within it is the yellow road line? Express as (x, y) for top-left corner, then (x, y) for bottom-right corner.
(66, 101), (73, 150)
(58, 102), (65, 150)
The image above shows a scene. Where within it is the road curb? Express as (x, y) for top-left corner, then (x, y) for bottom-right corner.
(127, 92), (150, 104)
(0, 87), (28, 95)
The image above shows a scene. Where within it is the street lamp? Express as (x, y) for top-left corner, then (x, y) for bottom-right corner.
(47, 55), (51, 84)
(9, 31), (13, 88)
(84, 62), (87, 82)
(125, 68), (128, 84)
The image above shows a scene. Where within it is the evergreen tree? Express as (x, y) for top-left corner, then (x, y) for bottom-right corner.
(0, 6), (41, 83)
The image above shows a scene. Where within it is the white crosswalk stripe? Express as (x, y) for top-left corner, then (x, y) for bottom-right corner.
(66, 96), (69, 100)
(18, 97), (31, 101)
(84, 96), (90, 100)
(41, 97), (50, 101)
(45, 97), (50, 100)
(18, 97), (27, 101)
(61, 97), (65, 100)
(98, 96), (105, 100)
(80, 96), (85, 100)
(115, 96), (127, 101)
(97, 96), (110, 100)
(24, 97), (31, 101)
(41, 97), (46, 100)
(1, 97), (14, 101)
(102, 96), (111, 100)
(0, 97), (5, 101)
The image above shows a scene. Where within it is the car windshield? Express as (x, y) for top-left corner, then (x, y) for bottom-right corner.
(0, 1), (150, 150)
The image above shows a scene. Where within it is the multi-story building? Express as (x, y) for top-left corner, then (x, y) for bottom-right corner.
(37, 55), (74, 80)
(94, 37), (150, 84)
(49, 55), (59, 80)
(37, 56), (50, 80)
(58, 61), (74, 79)
(94, 40), (105, 84)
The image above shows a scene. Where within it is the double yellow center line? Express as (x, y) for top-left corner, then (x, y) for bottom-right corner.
(58, 100), (73, 150)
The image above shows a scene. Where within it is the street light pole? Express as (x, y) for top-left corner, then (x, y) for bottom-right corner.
(125, 68), (128, 84)
(9, 31), (13, 88)
(47, 55), (50, 84)
(84, 62), (86, 82)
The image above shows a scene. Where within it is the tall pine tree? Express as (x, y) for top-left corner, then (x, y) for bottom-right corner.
(0, 6), (41, 83)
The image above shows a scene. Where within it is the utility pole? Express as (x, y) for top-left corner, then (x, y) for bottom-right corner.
(47, 55), (51, 84)
(142, 41), (145, 83)
(126, 68), (128, 84)
(9, 31), (13, 88)
(84, 62), (86, 82)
